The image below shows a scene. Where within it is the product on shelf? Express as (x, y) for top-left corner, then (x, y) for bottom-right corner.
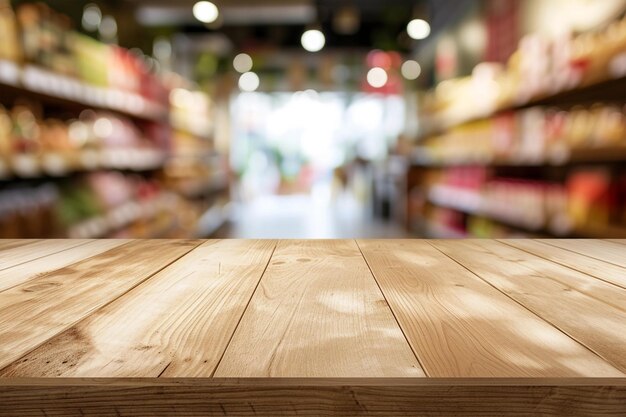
(418, 14), (626, 135)
(416, 103), (626, 165)
(1, 2), (170, 112)
(566, 169), (615, 228)
(416, 165), (626, 237)
(0, 103), (167, 178)
(0, 172), (182, 238)
(0, 0), (21, 62)
(16, 2), (75, 75)
(0, 2), (226, 239)
(163, 81), (228, 204)
(169, 87), (214, 138)
(0, 184), (59, 238)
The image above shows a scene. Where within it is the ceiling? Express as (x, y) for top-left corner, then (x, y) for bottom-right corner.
(21, 0), (474, 53)
(125, 0), (425, 51)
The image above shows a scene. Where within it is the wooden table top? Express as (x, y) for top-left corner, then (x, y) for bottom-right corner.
(0, 239), (625, 416)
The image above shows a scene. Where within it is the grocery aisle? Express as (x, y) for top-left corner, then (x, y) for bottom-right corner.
(1, 0), (626, 239)
(225, 193), (408, 239)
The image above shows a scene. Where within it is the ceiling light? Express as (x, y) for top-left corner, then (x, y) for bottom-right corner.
(82, 4), (102, 32)
(301, 29), (325, 52)
(98, 15), (118, 40)
(233, 53), (253, 73)
(239, 72), (260, 92)
(407, 19), (430, 40)
(367, 67), (388, 88)
(401, 60), (422, 80)
(193, 1), (219, 24)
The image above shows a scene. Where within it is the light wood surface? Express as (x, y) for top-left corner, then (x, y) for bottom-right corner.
(358, 240), (622, 377)
(0, 239), (42, 252)
(0, 239), (91, 272)
(0, 240), (130, 292)
(543, 239), (626, 268)
(503, 239), (626, 290)
(431, 239), (626, 372)
(0, 240), (201, 371)
(0, 378), (624, 417)
(0, 239), (625, 415)
(215, 240), (423, 377)
(0, 240), (276, 378)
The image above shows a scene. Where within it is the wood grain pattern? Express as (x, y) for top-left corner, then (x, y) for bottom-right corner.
(432, 239), (626, 373)
(0, 239), (625, 416)
(0, 240), (41, 252)
(0, 240), (200, 372)
(215, 240), (423, 377)
(543, 239), (626, 268)
(0, 240), (277, 378)
(358, 240), (622, 378)
(0, 240), (130, 293)
(0, 239), (91, 271)
(1, 378), (625, 417)
(502, 240), (626, 290)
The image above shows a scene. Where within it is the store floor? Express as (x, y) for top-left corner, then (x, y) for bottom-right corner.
(224, 194), (408, 239)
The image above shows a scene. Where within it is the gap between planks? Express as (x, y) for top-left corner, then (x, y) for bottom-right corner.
(424, 240), (608, 363)
(0, 240), (93, 273)
(0, 240), (205, 375)
(208, 241), (278, 378)
(428, 240), (626, 373)
(1, 240), (278, 378)
(498, 239), (626, 291)
(355, 239), (430, 378)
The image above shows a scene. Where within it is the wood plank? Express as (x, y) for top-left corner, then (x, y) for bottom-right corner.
(543, 239), (626, 268)
(502, 240), (626, 290)
(1, 378), (625, 417)
(214, 240), (423, 377)
(0, 240), (41, 252)
(0, 240), (92, 271)
(432, 239), (626, 373)
(358, 240), (622, 378)
(0, 240), (131, 293)
(0, 240), (277, 378)
(605, 239), (626, 246)
(0, 240), (200, 372)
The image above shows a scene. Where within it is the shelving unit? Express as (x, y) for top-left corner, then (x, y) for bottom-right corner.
(419, 75), (626, 140)
(408, 14), (626, 239)
(0, 2), (230, 240)
(0, 62), (169, 122)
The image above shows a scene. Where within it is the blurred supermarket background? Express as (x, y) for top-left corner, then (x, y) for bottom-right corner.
(0, 0), (625, 239)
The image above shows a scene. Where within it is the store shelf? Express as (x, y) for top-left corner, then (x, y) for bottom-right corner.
(420, 75), (626, 139)
(412, 144), (626, 168)
(171, 122), (214, 141)
(429, 185), (546, 230)
(0, 60), (169, 123)
(0, 149), (166, 180)
(67, 193), (177, 239)
(426, 185), (626, 238)
(173, 175), (229, 199)
(573, 223), (626, 239)
(425, 222), (468, 238)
